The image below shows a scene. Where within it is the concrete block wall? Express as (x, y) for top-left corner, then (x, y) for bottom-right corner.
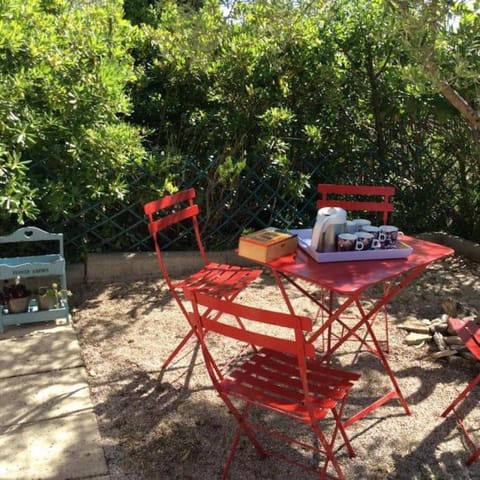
(419, 233), (480, 263)
(65, 233), (479, 288)
(66, 250), (258, 287)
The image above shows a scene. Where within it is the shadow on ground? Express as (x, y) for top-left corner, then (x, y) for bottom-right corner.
(72, 255), (480, 479)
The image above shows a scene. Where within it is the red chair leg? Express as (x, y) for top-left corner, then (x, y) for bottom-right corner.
(441, 374), (480, 418)
(441, 373), (480, 466)
(333, 407), (355, 458)
(220, 401), (267, 479)
(311, 421), (345, 480)
(466, 447), (480, 466)
(161, 327), (196, 370)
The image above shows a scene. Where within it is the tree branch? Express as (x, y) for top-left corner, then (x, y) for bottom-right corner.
(437, 80), (480, 133)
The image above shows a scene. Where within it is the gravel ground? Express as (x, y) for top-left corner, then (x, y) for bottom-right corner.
(72, 253), (480, 480)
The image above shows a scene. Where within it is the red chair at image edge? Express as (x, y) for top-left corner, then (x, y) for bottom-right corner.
(317, 184), (395, 353)
(143, 188), (262, 370)
(185, 289), (361, 480)
(441, 317), (480, 465)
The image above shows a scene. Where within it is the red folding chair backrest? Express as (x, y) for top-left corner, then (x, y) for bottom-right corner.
(144, 188), (209, 288)
(317, 184), (395, 225)
(185, 290), (316, 388)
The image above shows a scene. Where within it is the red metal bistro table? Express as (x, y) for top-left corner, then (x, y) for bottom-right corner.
(264, 235), (454, 428)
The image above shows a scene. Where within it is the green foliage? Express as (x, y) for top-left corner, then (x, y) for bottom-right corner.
(386, 0), (480, 239)
(1, 0), (479, 251)
(125, 0), (479, 242)
(0, 149), (39, 224)
(0, 0), (154, 231)
(123, 0), (160, 25)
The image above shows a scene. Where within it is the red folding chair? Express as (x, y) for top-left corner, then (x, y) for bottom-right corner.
(143, 188), (262, 370)
(317, 184), (394, 226)
(317, 184), (395, 352)
(185, 290), (360, 480)
(441, 317), (480, 466)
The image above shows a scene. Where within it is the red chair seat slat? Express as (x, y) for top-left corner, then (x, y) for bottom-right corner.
(173, 263), (260, 297)
(245, 352), (357, 398)
(221, 379), (332, 421)
(265, 348), (360, 385)
(232, 359), (348, 402)
(228, 364), (309, 404)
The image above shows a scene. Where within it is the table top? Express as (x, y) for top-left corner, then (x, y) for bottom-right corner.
(267, 235), (454, 295)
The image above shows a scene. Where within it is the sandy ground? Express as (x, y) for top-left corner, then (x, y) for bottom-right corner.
(71, 253), (480, 480)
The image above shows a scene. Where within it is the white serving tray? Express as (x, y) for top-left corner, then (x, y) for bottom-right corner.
(290, 229), (413, 263)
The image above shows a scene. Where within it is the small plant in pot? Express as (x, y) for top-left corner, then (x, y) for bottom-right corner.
(36, 283), (71, 311)
(3, 278), (31, 314)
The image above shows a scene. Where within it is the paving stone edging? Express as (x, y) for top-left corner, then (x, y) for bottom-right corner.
(66, 232), (480, 288)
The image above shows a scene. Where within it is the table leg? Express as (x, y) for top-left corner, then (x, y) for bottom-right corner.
(321, 269), (431, 426)
(271, 266), (435, 427)
(272, 270), (370, 347)
(342, 300), (411, 427)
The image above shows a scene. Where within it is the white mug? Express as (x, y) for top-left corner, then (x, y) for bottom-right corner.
(352, 218), (371, 232)
(346, 220), (357, 234)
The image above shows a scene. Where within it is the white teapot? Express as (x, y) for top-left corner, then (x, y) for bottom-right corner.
(311, 207), (347, 252)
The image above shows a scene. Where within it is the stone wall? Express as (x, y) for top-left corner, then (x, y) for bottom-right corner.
(66, 232), (480, 287)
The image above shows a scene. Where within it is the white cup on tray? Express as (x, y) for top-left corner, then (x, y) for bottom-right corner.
(351, 218), (371, 232)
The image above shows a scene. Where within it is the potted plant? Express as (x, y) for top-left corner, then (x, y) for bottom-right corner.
(36, 283), (71, 311)
(3, 278), (31, 314)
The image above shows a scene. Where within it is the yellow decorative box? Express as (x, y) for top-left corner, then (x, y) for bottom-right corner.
(238, 228), (298, 263)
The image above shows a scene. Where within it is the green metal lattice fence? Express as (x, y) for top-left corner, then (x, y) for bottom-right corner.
(29, 147), (468, 264)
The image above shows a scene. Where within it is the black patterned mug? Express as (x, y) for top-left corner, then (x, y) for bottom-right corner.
(336, 233), (356, 252)
(379, 225), (402, 249)
(355, 231), (380, 250)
